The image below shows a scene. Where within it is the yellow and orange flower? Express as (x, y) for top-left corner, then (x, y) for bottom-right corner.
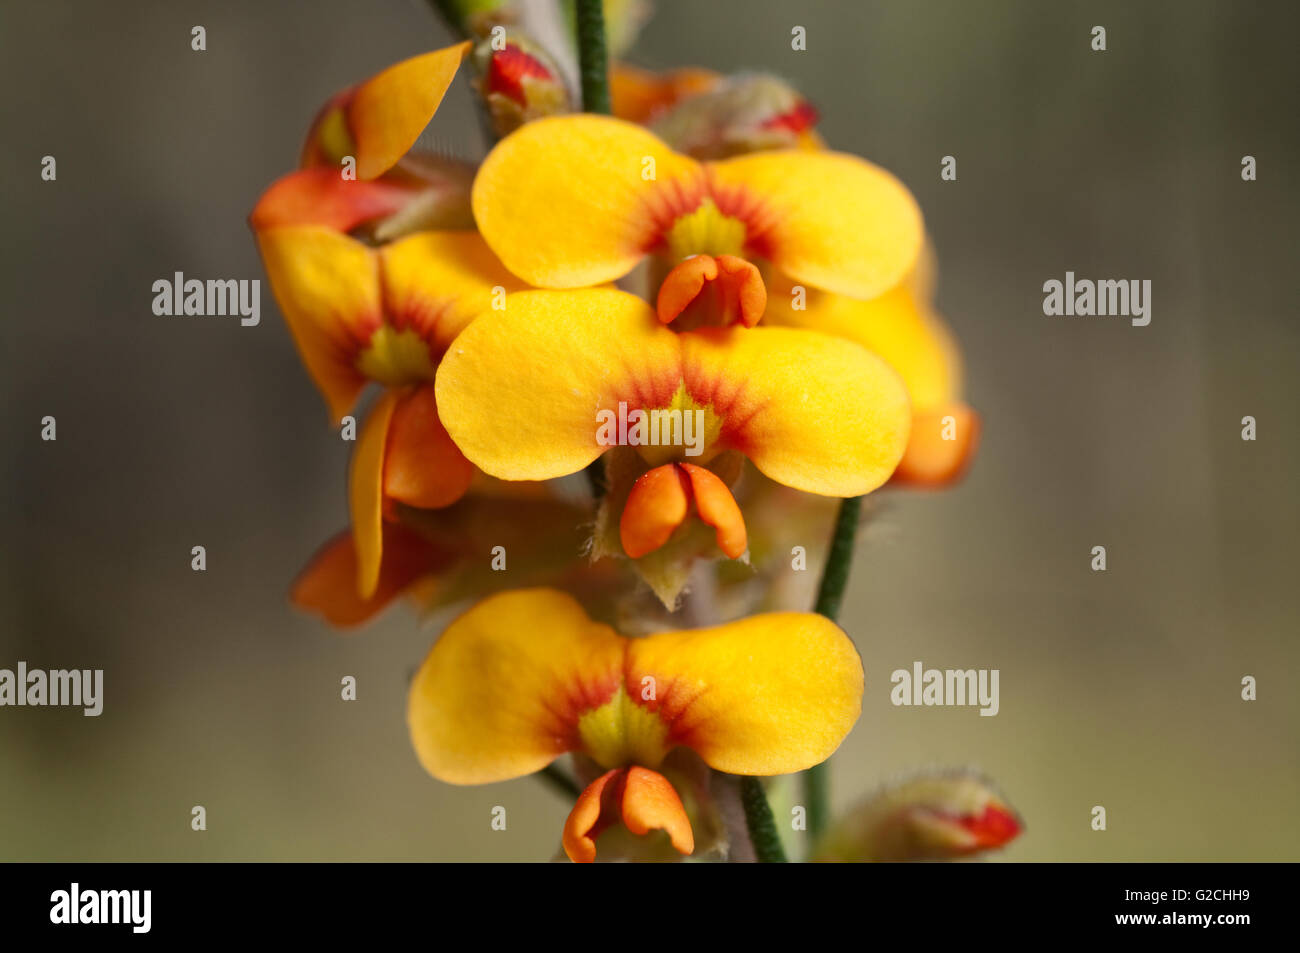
(434, 287), (911, 600)
(257, 225), (524, 598)
(250, 43), (475, 237)
(471, 113), (923, 307)
(406, 588), (863, 862)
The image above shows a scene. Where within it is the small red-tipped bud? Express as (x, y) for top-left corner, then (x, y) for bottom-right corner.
(813, 771), (1023, 862)
(473, 36), (571, 136)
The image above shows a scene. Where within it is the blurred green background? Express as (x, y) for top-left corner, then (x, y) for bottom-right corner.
(2, 0), (1297, 861)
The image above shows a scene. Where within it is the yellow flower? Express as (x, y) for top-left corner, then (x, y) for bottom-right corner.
(470, 113), (923, 303)
(407, 588), (863, 862)
(257, 225), (525, 598)
(434, 287), (911, 599)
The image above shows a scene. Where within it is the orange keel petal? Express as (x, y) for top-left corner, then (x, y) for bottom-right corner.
(656, 255), (718, 324)
(561, 767), (694, 863)
(679, 463), (747, 557)
(619, 766), (694, 857)
(656, 254), (765, 328)
(620, 464), (691, 558)
(562, 769), (619, 864)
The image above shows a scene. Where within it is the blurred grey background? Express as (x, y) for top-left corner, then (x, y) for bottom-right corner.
(1, 0), (1296, 861)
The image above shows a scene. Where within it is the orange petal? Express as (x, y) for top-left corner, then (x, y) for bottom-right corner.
(619, 766), (694, 856)
(305, 44), (472, 180)
(561, 767), (694, 863)
(679, 463), (746, 558)
(656, 254), (765, 328)
(249, 168), (418, 232)
(384, 385), (475, 510)
(350, 391), (400, 599)
(562, 769), (619, 864)
(892, 403), (980, 487)
(656, 255), (718, 324)
(620, 463), (691, 558)
(290, 525), (440, 628)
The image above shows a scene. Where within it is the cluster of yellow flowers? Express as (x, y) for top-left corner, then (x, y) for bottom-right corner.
(249, 16), (1008, 863)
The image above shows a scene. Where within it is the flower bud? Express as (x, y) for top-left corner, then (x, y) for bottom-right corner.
(473, 34), (572, 137)
(814, 772), (1022, 862)
(651, 73), (821, 160)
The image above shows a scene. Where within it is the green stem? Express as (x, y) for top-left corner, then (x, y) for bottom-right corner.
(574, 0), (610, 114)
(814, 495), (863, 620)
(802, 495), (864, 842)
(740, 777), (788, 863)
(536, 763), (581, 799)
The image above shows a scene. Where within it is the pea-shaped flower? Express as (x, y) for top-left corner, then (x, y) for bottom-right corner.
(407, 588), (863, 862)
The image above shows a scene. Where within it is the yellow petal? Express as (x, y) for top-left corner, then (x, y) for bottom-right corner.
(257, 226), (381, 422)
(683, 325), (912, 496)
(407, 589), (626, 785)
(347, 43), (472, 180)
(437, 288), (910, 495)
(628, 612), (863, 775)
(407, 588), (864, 785)
(349, 391), (399, 599)
(379, 230), (523, 355)
(710, 150), (924, 300)
(436, 288), (681, 481)
(471, 114), (701, 287)
(767, 275), (961, 410)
